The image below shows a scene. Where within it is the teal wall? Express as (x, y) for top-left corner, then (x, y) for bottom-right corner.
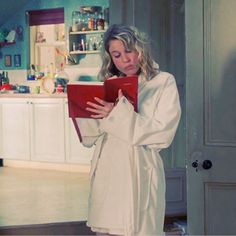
(0, 0), (109, 70)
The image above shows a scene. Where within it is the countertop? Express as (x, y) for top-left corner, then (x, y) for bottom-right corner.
(0, 92), (67, 98)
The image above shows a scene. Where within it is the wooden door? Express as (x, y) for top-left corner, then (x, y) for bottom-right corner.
(186, 0), (236, 234)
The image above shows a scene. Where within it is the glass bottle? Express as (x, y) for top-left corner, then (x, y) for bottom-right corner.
(55, 63), (69, 92)
(0, 71), (3, 87)
(5, 71), (9, 84)
(97, 13), (104, 30)
(72, 11), (80, 32)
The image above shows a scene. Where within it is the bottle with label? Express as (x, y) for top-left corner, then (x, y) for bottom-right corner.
(1, 71), (5, 84)
(5, 71), (9, 84)
(0, 72), (3, 87)
(2, 71), (9, 84)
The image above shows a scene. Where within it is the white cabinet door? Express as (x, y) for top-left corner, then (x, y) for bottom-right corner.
(64, 101), (94, 165)
(0, 98), (30, 160)
(30, 98), (65, 163)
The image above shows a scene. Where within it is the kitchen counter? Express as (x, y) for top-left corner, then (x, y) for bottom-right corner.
(0, 92), (67, 98)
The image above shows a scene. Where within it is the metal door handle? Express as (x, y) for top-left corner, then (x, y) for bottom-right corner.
(202, 160), (212, 170)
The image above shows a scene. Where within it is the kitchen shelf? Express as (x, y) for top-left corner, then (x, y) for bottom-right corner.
(35, 41), (65, 47)
(70, 50), (100, 55)
(69, 30), (106, 35)
(68, 29), (105, 57)
(0, 41), (15, 48)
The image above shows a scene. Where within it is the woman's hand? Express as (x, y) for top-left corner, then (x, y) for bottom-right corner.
(86, 97), (115, 118)
(118, 89), (123, 99)
(86, 90), (123, 119)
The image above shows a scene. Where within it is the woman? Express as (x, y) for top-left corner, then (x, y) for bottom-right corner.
(75, 24), (181, 236)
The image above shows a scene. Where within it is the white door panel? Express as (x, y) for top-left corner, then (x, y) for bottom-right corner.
(186, 0), (236, 234)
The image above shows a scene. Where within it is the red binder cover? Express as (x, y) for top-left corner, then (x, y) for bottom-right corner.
(67, 76), (138, 119)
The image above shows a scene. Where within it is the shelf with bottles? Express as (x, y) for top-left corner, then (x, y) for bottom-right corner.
(68, 6), (108, 57)
(69, 31), (104, 55)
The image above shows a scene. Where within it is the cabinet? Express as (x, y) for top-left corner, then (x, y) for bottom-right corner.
(0, 98), (65, 163)
(64, 101), (94, 164)
(30, 98), (65, 163)
(0, 97), (93, 165)
(69, 30), (105, 55)
(0, 98), (31, 160)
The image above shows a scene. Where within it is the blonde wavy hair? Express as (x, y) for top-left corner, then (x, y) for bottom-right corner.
(98, 24), (159, 81)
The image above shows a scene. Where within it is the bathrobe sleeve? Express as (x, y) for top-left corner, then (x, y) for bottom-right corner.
(74, 118), (104, 147)
(100, 74), (181, 150)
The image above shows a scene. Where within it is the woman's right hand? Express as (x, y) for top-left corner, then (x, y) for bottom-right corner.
(86, 98), (115, 119)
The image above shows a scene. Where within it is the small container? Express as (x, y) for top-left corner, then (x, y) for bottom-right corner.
(32, 86), (40, 94)
(72, 24), (79, 32)
(88, 17), (95, 30)
(96, 13), (104, 30)
(97, 18), (104, 30)
(56, 84), (64, 93)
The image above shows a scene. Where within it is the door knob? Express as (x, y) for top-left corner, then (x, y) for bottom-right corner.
(192, 159), (212, 171)
(202, 160), (212, 170)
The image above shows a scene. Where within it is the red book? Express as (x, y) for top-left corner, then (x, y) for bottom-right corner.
(67, 76), (138, 142)
(67, 76), (138, 119)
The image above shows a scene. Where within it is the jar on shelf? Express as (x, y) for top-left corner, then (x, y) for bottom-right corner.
(81, 12), (89, 31)
(96, 13), (105, 30)
(72, 11), (82, 31)
(88, 17), (95, 31)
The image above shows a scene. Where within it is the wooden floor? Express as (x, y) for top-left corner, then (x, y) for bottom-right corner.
(0, 166), (186, 235)
(0, 221), (95, 235)
(0, 166), (90, 227)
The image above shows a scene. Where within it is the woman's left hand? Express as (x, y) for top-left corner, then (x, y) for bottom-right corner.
(86, 97), (115, 118)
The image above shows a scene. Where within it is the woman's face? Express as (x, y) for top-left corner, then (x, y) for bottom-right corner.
(108, 39), (140, 76)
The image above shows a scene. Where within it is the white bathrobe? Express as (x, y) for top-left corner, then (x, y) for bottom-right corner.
(75, 71), (181, 236)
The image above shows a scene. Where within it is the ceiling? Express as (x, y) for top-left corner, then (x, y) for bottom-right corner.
(0, 0), (32, 26)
